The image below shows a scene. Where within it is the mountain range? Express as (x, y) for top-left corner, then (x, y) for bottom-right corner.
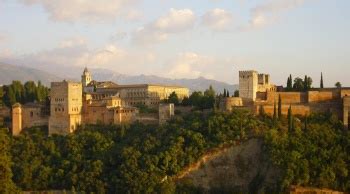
(0, 63), (237, 92)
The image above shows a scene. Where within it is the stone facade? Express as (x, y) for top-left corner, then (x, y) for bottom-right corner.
(11, 68), (184, 135)
(82, 68), (189, 107)
(12, 103), (49, 136)
(49, 81), (83, 135)
(223, 70), (350, 128)
(239, 71), (276, 101)
(344, 96), (350, 129)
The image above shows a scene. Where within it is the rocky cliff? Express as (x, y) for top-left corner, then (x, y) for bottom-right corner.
(176, 138), (280, 193)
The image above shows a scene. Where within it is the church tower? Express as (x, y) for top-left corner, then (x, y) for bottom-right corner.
(81, 67), (92, 87)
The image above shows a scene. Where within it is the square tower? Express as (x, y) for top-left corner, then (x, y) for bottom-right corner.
(239, 71), (258, 101)
(49, 81), (82, 135)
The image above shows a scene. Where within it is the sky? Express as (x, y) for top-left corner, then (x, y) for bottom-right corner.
(0, 0), (349, 86)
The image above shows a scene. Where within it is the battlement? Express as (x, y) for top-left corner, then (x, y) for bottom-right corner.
(239, 70), (258, 77)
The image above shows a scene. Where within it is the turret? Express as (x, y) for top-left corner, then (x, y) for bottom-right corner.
(81, 67), (92, 87)
(12, 103), (22, 136)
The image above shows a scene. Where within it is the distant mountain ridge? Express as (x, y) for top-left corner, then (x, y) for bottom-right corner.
(0, 63), (237, 92)
(0, 63), (62, 86)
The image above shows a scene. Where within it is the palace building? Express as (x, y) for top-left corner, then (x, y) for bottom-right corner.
(11, 68), (187, 136)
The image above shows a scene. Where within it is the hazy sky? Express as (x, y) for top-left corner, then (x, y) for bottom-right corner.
(0, 0), (349, 86)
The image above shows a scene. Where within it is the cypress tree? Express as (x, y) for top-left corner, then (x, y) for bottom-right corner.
(223, 89), (227, 98)
(320, 72), (324, 88)
(278, 94), (282, 119)
(227, 91), (230, 97)
(287, 74), (293, 91)
(288, 105), (293, 132)
(304, 75), (308, 91)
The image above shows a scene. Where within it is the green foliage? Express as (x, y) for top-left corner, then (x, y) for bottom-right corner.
(136, 104), (158, 114)
(182, 86), (216, 110)
(320, 72), (324, 88)
(8, 110), (262, 193)
(278, 95), (282, 119)
(286, 74), (293, 91)
(234, 90), (239, 97)
(2, 81), (49, 107)
(166, 91), (180, 105)
(335, 82), (342, 88)
(0, 128), (18, 193)
(265, 113), (350, 192)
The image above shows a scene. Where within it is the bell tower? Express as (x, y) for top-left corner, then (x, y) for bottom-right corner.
(81, 67), (92, 87)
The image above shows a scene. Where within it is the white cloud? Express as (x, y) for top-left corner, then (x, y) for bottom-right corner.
(20, 0), (141, 23)
(165, 52), (215, 79)
(202, 8), (233, 31)
(132, 8), (195, 45)
(246, 0), (309, 29)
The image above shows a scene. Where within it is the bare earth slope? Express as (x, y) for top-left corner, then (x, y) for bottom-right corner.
(176, 138), (280, 193)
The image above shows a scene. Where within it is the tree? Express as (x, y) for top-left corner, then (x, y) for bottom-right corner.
(288, 105), (293, 132)
(287, 74), (293, 91)
(0, 128), (18, 193)
(278, 94), (282, 119)
(293, 77), (304, 91)
(223, 89), (227, 98)
(226, 91), (230, 97)
(167, 92), (179, 105)
(234, 90), (239, 97)
(320, 72), (324, 88)
(335, 82), (342, 88)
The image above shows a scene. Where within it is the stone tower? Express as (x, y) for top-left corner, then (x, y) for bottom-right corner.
(81, 67), (92, 87)
(239, 71), (258, 101)
(49, 81), (83, 135)
(12, 103), (22, 136)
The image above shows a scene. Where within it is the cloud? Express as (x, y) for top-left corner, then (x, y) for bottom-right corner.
(19, 0), (141, 23)
(201, 8), (233, 31)
(132, 8), (196, 45)
(165, 52), (215, 79)
(246, 0), (309, 29)
(1, 37), (156, 77)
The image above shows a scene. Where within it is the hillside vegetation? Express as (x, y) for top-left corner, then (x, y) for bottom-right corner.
(1, 110), (350, 193)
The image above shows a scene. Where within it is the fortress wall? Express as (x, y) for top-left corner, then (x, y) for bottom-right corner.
(308, 90), (340, 102)
(260, 102), (342, 117)
(256, 92), (267, 100)
(341, 89), (350, 97)
(266, 92), (307, 104)
(22, 107), (48, 128)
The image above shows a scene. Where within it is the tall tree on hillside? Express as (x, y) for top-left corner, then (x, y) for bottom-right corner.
(288, 105), (293, 132)
(304, 75), (308, 91)
(167, 92), (179, 105)
(320, 72), (324, 88)
(234, 90), (239, 97)
(293, 77), (304, 91)
(226, 91), (230, 97)
(24, 81), (36, 103)
(223, 89), (227, 98)
(0, 128), (18, 193)
(278, 94), (282, 119)
(335, 82), (342, 88)
(287, 74), (293, 91)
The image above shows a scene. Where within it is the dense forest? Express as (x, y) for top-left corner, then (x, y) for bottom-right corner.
(0, 80), (49, 107)
(1, 109), (350, 193)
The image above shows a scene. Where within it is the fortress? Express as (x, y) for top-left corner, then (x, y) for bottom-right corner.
(12, 68), (189, 135)
(221, 70), (350, 129)
(10, 68), (350, 135)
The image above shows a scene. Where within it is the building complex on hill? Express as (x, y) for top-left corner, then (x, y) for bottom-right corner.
(11, 68), (188, 135)
(220, 70), (350, 129)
